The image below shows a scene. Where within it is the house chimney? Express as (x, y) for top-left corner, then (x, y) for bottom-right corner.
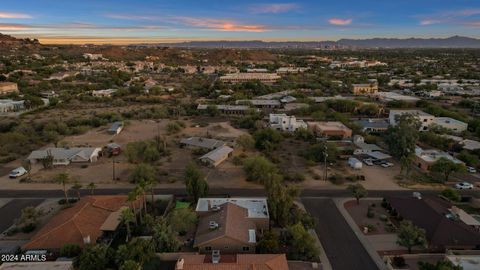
(212, 250), (220, 264)
(176, 258), (184, 270)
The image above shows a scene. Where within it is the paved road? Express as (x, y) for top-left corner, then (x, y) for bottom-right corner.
(0, 188), (473, 199)
(0, 199), (44, 233)
(303, 198), (380, 270)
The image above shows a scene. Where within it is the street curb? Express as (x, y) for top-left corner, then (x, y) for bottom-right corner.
(334, 198), (388, 270)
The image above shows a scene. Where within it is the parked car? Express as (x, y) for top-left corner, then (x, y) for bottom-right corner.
(9, 167), (27, 178)
(455, 182), (474, 190)
(373, 159), (383, 165)
(363, 158), (374, 166)
(412, 192), (422, 200)
(381, 162), (394, 168)
(467, 166), (477, 173)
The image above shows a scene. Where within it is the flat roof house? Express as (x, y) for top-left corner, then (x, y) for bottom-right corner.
(194, 198), (269, 254)
(414, 146), (464, 171)
(355, 119), (389, 133)
(432, 117), (468, 133)
(175, 253), (289, 270)
(180, 137), (226, 150)
(23, 196), (141, 250)
(269, 113), (307, 132)
(389, 110), (435, 131)
(236, 99), (281, 109)
(307, 121), (352, 138)
(0, 99), (25, 113)
(27, 147), (102, 166)
(0, 82), (19, 95)
(197, 104), (251, 115)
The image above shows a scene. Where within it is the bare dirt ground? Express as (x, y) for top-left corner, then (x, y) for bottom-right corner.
(345, 199), (390, 235)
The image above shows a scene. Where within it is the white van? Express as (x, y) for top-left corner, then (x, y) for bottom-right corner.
(348, 157), (363, 170)
(9, 167), (27, 178)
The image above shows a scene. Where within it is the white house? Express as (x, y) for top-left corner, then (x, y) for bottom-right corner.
(269, 113), (307, 132)
(27, 147), (102, 166)
(389, 110), (435, 131)
(432, 117), (468, 133)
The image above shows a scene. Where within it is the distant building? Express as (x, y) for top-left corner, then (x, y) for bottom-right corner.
(307, 121), (352, 138)
(27, 147), (102, 166)
(269, 113), (307, 132)
(83, 53), (104, 60)
(246, 68), (269, 73)
(355, 119), (389, 133)
(352, 83), (378, 95)
(276, 67), (309, 74)
(197, 104), (251, 115)
(175, 254), (289, 270)
(414, 146), (464, 171)
(376, 91), (419, 103)
(220, 73), (280, 84)
(0, 99), (25, 113)
(389, 110), (435, 131)
(432, 117), (468, 133)
(180, 137), (226, 150)
(194, 198), (269, 254)
(236, 99), (281, 109)
(108, 121), (124, 135)
(0, 82), (19, 95)
(92, 89), (117, 98)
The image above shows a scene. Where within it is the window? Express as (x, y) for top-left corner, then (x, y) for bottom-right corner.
(242, 246), (250, 252)
(205, 246), (212, 251)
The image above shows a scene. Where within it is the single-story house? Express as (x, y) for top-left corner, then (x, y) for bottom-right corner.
(355, 119), (389, 133)
(307, 121), (352, 138)
(180, 137), (226, 150)
(353, 135), (383, 155)
(199, 145), (233, 167)
(175, 254), (289, 270)
(23, 196), (141, 251)
(414, 146), (464, 171)
(27, 147), (102, 166)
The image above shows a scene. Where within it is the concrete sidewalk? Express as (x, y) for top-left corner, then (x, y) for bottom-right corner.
(334, 198), (388, 270)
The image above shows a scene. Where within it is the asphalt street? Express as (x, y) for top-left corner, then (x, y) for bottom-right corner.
(0, 199), (44, 233)
(303, 198), (380, 270)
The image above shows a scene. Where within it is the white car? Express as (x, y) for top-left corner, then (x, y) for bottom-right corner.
(381, 162), (394, 168)
(455, 182), (474, 190)
(363, 159), (374, 166)
(467, 166), (477, 174)
(9, 167), (27, 178)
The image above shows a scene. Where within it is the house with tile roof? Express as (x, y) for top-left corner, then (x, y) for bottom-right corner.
(23, 196), (142, 251)
(194, 199), (269, 254)
(175, 253), (289, 270)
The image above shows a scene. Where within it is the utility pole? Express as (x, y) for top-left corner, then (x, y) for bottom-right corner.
(112, 156), (116, 181)
(324, 144), (328, 181)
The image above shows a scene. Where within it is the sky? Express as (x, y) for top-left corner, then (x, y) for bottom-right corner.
(0, 0), (479, 44)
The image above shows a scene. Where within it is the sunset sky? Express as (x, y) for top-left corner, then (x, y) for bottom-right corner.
(0, 0), (479, 44)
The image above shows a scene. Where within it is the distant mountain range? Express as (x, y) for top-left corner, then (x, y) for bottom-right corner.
(0, 33), (39, 46)
(140, 36), (480, 49)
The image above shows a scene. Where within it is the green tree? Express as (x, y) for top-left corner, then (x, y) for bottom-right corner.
(166, 208), (198, 235)
(303, 142), (339, 163)
(116, 237), (155, 267)
(17, 206), (43, 232)
(184, 164), (209, 203)
(287, 223), (320, 261)
(236, 134), (255, 151)
(55, 172), (71, 205)
(152, 217), (180, 252)
(71, 180), (82, 200)
(385, 114), (421, 160)
(253, 128), (283, 151)
(60, 244), (81, 258)
(120, 208), (136, 242)
(129, 163), (156, 184)
(77, 244), (110, 270)
(441, 188), (461, 202)
(256, 230), (280, 253)
(87, 182), (97, 195)
(243, 155), (279, 184)
(397, 220), (428, 253)
(418, 260), (463, 270)
(347, 183), (368, 205)
(119, 260), (142, 270)
(430, 157), (467, 182)
(267, 176), (300, 227)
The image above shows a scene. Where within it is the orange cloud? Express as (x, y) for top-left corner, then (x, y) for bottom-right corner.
(177, 17), (268, 32)
(249, 3), (298, 14)
(328, 18), (352, 26)
(0, 12), (32, 19)
(0, 23), (30, 30)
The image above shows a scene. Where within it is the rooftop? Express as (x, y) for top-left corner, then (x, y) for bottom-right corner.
(196, 198), (269, 219)
(389, 109), (433, 117)
(176, 254), (289, 270)
(199, 145), (234, 163)
(180, 137), (226, 150)
(0, 262), (73, 270)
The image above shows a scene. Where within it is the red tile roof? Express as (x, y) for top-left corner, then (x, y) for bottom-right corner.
(176, 254), (289, 270)
(23, 195), (140, 250)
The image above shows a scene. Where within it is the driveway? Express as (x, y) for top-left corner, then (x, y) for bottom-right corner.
(0, 199), (44, 233)
(302, 198), (380, 270)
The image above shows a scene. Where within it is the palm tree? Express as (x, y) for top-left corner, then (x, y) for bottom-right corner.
(146, 178), (157, 212)
(134, 184), (147, 217)
(55, 173), (70, 205)
(128, 189), (140, 224)
(72, 181), (82, 200)
(120, 208), (135, 242)
(87, 182), (97, 195)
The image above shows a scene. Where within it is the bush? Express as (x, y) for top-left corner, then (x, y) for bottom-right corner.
(392, 256), (406, 268)
(329, 174), (345, 185)
(21, 223), (36, 233)
(441, 188), (461, 202)
(367, 207), (375, 218)
(60, 244), (82, 258)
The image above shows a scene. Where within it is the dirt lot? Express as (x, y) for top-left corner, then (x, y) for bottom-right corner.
(345, 199), (391, 235)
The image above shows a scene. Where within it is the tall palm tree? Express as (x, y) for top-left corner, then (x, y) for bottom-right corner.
(72, 180), (82, 200)
(120, 208), (135, 242)
(87, 182), (97, 195)
(134, 184), (147, 217)
(128, 189), (140, 224)
(146, 178), (157, 212)
(55, 173), (70, 205)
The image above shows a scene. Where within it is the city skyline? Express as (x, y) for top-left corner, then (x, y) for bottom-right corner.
(0, 0), (479, 44)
